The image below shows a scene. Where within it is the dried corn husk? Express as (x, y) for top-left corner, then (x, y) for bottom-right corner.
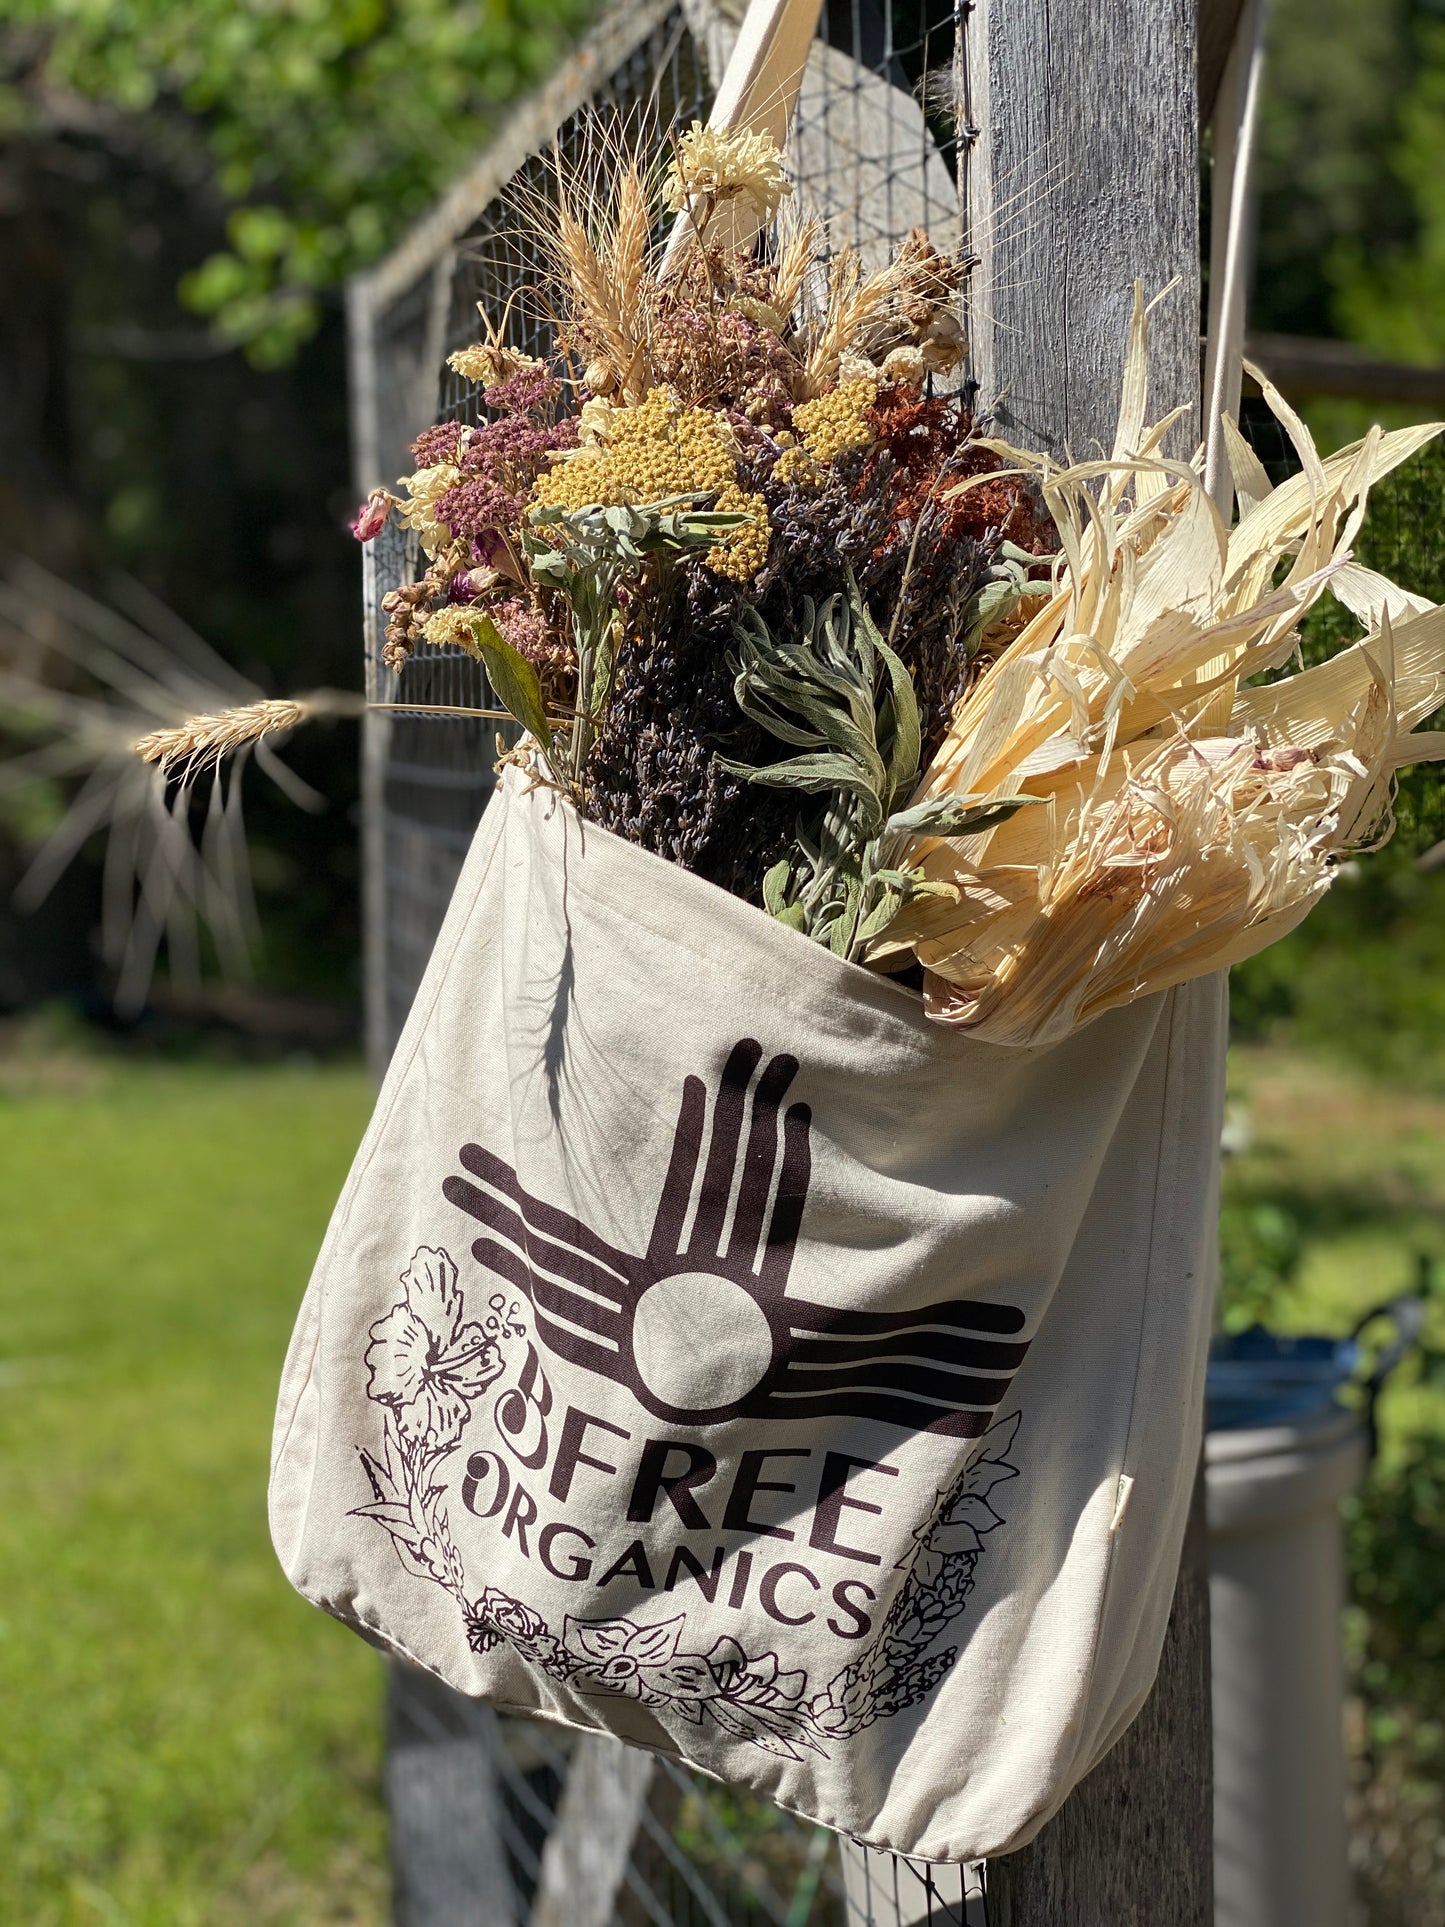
(872, 288), (1445, 1046)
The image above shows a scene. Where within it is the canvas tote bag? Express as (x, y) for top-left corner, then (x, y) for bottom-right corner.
(270, 766), (1226, 1863)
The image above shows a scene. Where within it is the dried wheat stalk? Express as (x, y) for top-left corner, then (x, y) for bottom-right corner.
(132, 689), (524, 783)
(134, 697), (320, 779)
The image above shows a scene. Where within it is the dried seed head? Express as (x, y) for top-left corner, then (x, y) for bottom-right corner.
(133, 699), (311, 778)
(448, 341), (546, 387)
(663, 124), (792, 223)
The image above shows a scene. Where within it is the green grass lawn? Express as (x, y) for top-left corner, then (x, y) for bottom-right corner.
(0, 1040), (386, 1926)
(1, 1029), (1443, 1923)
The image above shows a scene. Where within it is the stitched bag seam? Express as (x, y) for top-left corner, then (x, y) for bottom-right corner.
(1055, 980), (1186, 1795)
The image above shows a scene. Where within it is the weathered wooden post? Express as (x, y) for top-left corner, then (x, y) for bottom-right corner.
(961, 2), (1225, 1919)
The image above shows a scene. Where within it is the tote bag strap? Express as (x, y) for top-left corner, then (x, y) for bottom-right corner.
(1203, 0), (1269, 512)
(706, 0), (825, 147)
(1197, 0), (1269, 730)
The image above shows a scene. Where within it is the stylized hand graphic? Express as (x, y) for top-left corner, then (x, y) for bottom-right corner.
(442, 1039), (1029, 1438)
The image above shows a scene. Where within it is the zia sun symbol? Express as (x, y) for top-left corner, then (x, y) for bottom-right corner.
(442, 1038), (1030, 1439)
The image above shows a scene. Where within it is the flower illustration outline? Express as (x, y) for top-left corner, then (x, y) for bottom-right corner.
(364, 1245), (504, 1450)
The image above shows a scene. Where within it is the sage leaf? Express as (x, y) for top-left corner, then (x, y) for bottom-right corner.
(884, 792), (1040, 839)
(876, 630), (922, 802)
(762, 859), (793, 918)
(718, 750), (877, 796)
(465, 615), (553, 751)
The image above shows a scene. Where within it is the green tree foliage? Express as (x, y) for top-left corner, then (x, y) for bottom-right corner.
(1346, 1431), (1445, 1926)
(1252, 0), (1412, 338)
(1253, 0), (1445, 360)
(1336, 19), (1445, 362)
(2, 0), (595, 365)
(1231, 437), (1445, 1087)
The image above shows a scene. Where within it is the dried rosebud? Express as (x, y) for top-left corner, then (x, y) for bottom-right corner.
(351, 488), (396, 542)
(578, 395), (615, 446)
(838, 352), (882, 385)
(381, 580), (431, 615)
(457, 565), (504, 600)
(880, 345), (927, 389)
(920, 335), (966, 376)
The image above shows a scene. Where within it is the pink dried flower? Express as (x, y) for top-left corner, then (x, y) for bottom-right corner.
(492, 595), (570, 674)
(351, 487), (396, 542)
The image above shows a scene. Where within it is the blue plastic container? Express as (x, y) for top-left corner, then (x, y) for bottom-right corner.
(1206, 1325), (1359, 1433)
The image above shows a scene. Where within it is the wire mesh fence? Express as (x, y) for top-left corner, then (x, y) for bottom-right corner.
(386, 1659), (987, 1926)
(354, 0), (969, 1062)
(356, 0), (711, 1061)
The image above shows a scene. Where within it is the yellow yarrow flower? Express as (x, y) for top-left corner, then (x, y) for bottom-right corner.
(772, 445), (821, 488)
(663, 123), (792, 224)
(773, 377), (878, 491)
(532, 389), (769, 580)
(794, 377), (878, 463)
(421, 604), (485, 651)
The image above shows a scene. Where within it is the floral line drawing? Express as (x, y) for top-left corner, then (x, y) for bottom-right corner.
(352, 1247), (517, 1593)
(809, 1410), (1021, 1740)
(353, 1243), (1022, 1761)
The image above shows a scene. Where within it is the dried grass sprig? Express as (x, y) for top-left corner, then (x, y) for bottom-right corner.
(134, 697), (327, 780)
(132, 690), (534, 784)
(0, 561), (322, 1014)
(526, 132), (664, 402)
(770, 212), (822, 328)
(801, 247), (895, 394)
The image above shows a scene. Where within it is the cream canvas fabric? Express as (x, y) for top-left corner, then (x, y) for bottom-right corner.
(270, 767), (1227, 1862)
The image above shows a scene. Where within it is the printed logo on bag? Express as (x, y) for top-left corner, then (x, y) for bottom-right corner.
(353, 1040), (1028, 1759)
(444, 1038), (1030, 1437)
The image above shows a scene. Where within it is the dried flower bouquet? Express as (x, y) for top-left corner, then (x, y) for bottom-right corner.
(139, 123), (1445, 1046)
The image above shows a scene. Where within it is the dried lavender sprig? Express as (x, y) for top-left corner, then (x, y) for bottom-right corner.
(524, 496), (751, 788)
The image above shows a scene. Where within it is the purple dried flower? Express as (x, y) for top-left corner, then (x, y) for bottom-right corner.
(472, 529), (516, 572)
(447, 569), (487, 604)
(456, 412), (577, 476)
(436, 474), (528, 546)
(429, 410), (578, 552)
(410, 421), (468, 468)
(483, 367), (562, 415)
